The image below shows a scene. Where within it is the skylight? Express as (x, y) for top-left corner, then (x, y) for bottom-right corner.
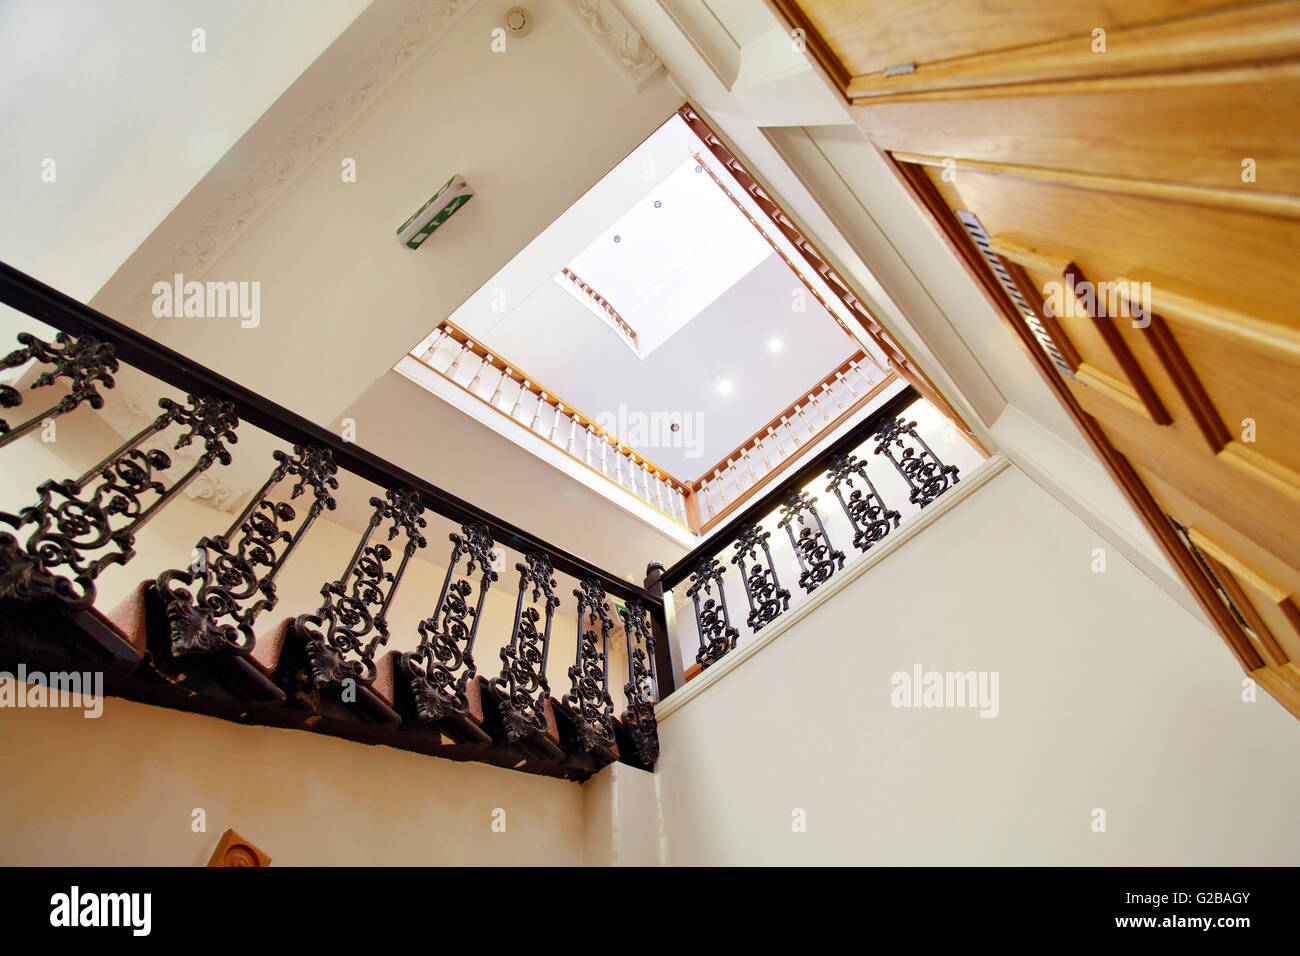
(554, 155), (771, 359)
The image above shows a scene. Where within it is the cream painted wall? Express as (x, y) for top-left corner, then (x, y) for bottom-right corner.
(0, 0), (370, 302)
(0, 697), (584, 865)
(642, 466), (1300, 865)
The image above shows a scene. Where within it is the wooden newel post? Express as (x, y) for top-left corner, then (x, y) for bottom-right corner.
(644, 561), (684, 699)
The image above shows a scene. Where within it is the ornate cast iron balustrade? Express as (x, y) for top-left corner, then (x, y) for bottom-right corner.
(0, 331), (118, 448)
(404, 522), (497, 723)
(0, 263), (669, 778)
(660, 387), (968, 677)
(731, 524), (789, 632)
(827, 451), (901, 552)
(621, 599), (660, 765)
(564, 578), (617, 753)
(873, 417), (960, 508)
(778, 488), (845, 595)
(685, 556), (738, 669)
(0, 392), (237, 607)
(490, 551), (558, 741)
(157, 445), (339, 656)
(296, 489), (427, 689)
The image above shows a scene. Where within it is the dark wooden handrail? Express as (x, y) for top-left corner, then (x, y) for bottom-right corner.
(659, 384), (919, 589)
(0, 261), (662, 607)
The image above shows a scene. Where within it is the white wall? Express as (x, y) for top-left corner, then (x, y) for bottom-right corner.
(641, 465), (1300, 865)
(0, 0), (369, 302)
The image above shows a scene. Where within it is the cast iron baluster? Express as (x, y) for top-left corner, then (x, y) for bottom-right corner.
(731, 523), (790, 632)
(621, 599), (660, 765)
(686, 556), (738, 668)
(296, 488), (426, 688)
(826, 451), (901, 553)
(404, 521), (496, 722)
(157, 445), (338, 655)
(0, 332), (119, 449)
(565, 578), (616, 752)
(490, 551), (558, 741)
(0, 394), (237, 608)
(873, 415), (960, 507)
(778, 487), (845, 594)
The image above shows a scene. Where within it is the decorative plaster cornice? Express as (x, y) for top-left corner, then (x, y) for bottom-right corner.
(565, 0), (665, 91)
(115, 0), (475, 324)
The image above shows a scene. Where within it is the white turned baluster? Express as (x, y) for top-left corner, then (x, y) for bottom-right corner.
(811, 391), (831, 423)
(468, 354), (490, 394)
(640, 462), (651, 500)
(600, 438), (609, 476)
(727, 459), (742, 494)
(757, 434), (774, 469)
(822, 381), (844, 411)
(767, 426), (786, 460)
(653, 472), (666, 511)
(490, 366), (512, 408)
(798, 403), (817, 436)
(421, 328), (449, 363)
(675, 488), (686, 522)
(445, 342), (469, 378)
(715, 469), (728, 505)
(700, 483), (714, 520)
(585, 425), (595, 466)
(549, 402), (564, 444)
(530, 392), (548, 431)
(742, 449), (757, 484)
(567, 415), (578, 454)
(511, 380), (532, 418)
(837, 369), (860, 399)
(781, 416), (800, 448)
(615, 445), (625, 486)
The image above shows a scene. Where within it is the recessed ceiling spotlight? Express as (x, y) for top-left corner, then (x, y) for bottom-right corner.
(613, 235), (621, 243)
(768, 337), (784, 353)
(715, 377), (734, 395)
(653, 200), (662, 208)
(695, 164), (703, 173)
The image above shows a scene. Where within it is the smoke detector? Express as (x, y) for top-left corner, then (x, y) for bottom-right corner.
(504, 7), (533, 37)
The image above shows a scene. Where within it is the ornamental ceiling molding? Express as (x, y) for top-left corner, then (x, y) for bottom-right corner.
(564, 0), (665, 91)
(113, 0), (476, 325)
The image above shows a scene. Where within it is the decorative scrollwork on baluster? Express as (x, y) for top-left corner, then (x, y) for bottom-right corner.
(621, 599), (660, 765)
(405, 522), (497, 723)
(157, 445), (339, 656)
(564, 579), (616, 752)
(873, 416), (960, 507)
(778, 488), (845, 594)
(686, 556), (738, 668)
(490, 552), (559, 741)
(0, 394), (237, 608)
(730, 524), (790, 633)
(297, 488), (426, 689)
(0, 332), (119, 448)
(826, 452), (901, 552)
